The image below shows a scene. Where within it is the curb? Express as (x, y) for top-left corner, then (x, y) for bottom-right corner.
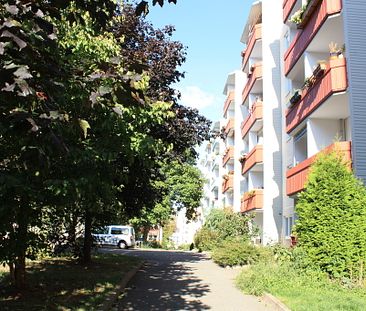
(262, 292), (291, 311)
(97, 261), (144, 311)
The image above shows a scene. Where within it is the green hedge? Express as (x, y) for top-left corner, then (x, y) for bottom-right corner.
(212, 239), (269, 267)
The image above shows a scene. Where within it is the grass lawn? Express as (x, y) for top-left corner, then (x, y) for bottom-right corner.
(236, 262), (366, 311)
(0, 253), (141, 311)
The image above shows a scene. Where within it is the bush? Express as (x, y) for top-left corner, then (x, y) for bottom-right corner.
(194, 208), (255, 252)
(296, 151), (366, 281)
(194, 227), (219, 251)
(211, 240), (268, 267)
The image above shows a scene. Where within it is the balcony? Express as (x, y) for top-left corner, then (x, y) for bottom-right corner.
(241, 189), (263, 213)
(224, 118), (235, 137)
(222, 146), (234, 167)
(241, 145), (263, 175)
(223, 91), (235, 117)
(286, 141), (351, 196)
(286, 58), (347, 133)
(283, 0), (297, 23)
(284, 0), (342, 76)
(242, 63), (263, 104)
(242, 24), (262, 71)
(241, 101), (263, 139)
(222, 175), (234, 194)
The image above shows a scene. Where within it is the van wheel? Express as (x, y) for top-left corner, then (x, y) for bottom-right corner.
(118, 241), (128, 249)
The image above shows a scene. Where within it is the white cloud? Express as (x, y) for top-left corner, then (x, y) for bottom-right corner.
(179, 86), (215, 110)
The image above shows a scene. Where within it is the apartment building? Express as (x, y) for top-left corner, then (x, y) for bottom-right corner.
(282, 0), (366, 241)
(199, 0), (366, 245)
(200, 121), (226, 214)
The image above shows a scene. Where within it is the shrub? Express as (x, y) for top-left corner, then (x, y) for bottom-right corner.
(296, 151), (366, 281)
(204, 208), (255, 241)
(194, 227), (219, 251)
(211, 239), (267, 267)
(194, 208), (256, 252)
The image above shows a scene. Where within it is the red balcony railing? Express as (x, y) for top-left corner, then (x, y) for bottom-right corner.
(241, 101), (263, 139)
(284, 0), (342, 76)
(222, 175), (234, 193)
(242, 24), (262, 71)
(283, 0), (298, 23)
(223, 146), (234, 166)
(286, 58), (347, 133)
(223, 91), (235, 117)
(241, 189), (264, 213)
(286, 141), (351, 196)
(241, 145), (263, 175)
(224, 118), (235, 136)
(242, 63), (263, 104)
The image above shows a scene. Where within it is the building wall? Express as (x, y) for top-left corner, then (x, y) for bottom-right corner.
(261, 0), (283, 244)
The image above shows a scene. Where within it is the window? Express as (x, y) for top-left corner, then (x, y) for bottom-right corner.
(111, 227), (129, 235)
(284, 216), (294, 237)
(94, 226), (108, 234)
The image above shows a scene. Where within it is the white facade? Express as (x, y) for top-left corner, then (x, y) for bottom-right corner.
(196, 0), (362, 246)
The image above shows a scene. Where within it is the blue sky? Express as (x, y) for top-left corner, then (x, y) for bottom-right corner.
(146, 0), (251, 122)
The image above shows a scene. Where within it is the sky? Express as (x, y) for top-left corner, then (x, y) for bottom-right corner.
(146, 0), (252, 122)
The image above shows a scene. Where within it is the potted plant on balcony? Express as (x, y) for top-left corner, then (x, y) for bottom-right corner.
(289, 89), (302, 107)
(239, 153), (247, 163)
(329, 42), (340, 60)
(303, 76), (315, 89)
(313, 60), (327, 78)
(289, 8), (304, 25)
(246, 190), (256, 198)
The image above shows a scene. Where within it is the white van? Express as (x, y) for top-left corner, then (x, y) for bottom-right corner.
(93, 225), (135, 249)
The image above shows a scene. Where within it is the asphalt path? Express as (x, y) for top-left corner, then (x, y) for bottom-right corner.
(102, 248), (274, 311)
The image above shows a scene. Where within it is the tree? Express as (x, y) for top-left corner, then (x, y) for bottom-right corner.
(0, 0), (174, 285)
(0, 0), (118, 288)
(295, 151), (366, 280)
(117, 5), (212, 161)
(130, 160), (205, 240)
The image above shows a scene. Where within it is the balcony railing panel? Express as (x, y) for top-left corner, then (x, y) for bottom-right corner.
(241, 145), (263, 175)
(224, 118), (235, 136)
(242, 63), (263, 104)
(284, 0), (342, 76)
(241, 189), (264, 213)
(241, 101), (263, 139)
(222, 175), (234, 193)
(242, 24), (262, 71)
(286, 141), (351, 195)
(223, 146), (234, 167)
(286, 58), (347, 133)
(223, 91), (235, 117)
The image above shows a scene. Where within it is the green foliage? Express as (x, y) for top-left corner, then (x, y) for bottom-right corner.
(212, 240), (268, 267)
(194, 208), (255, 251)
(161, 219), (176, 249)
(295, 151), (366, 281)
(236, 260), (366, 311)
(204, 208), (254, 241)
(0, 0), (210, 288)
(194, 227), (220, 251)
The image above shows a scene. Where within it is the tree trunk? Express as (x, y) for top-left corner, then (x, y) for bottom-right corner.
(14, 201), (28, 289)
(82, 210), (92, 264)
(143, 226), (149, 242)
(8, 262), (15, 285)
(14, 254), (26, 289)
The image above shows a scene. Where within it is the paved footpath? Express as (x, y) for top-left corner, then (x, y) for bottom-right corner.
(104, 248), (275, 311)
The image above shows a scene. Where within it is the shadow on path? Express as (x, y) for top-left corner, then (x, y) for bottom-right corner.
(106, 249), (211, 310)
